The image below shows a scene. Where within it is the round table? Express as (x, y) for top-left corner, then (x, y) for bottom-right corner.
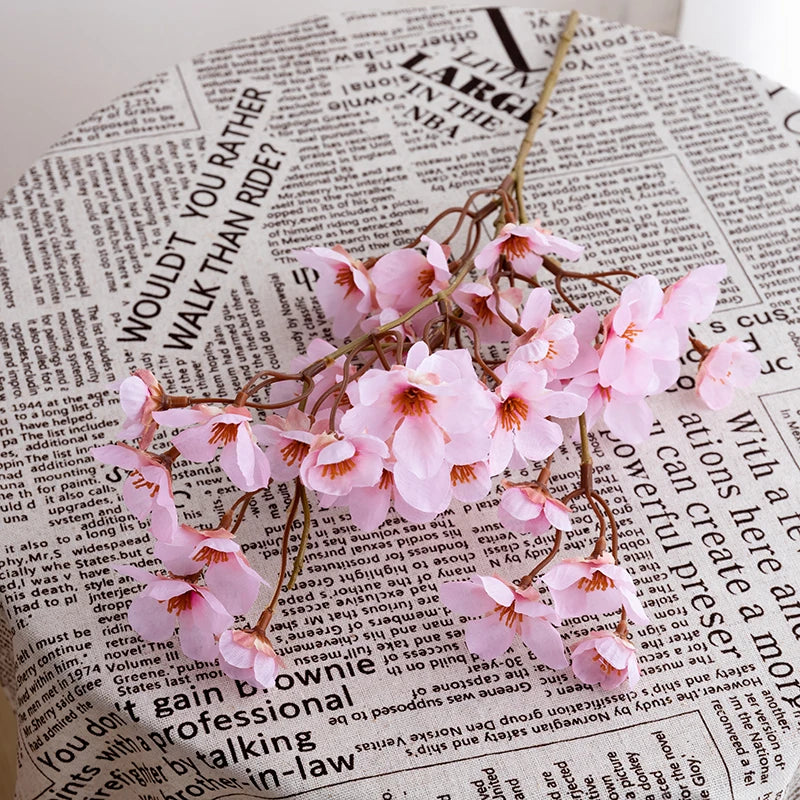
(1, 7), (799, 799)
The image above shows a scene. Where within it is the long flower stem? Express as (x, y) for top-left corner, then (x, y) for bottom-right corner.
(509, 10), (580, 223)
(286, 487), (311, 591)
(258, 479), (302, 630)
(517, 529), (563, 589)
(578, 412), (592, 495)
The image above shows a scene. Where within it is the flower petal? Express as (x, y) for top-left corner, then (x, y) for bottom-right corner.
(520, 617), (567, 669)
(465, 614), (515, 660)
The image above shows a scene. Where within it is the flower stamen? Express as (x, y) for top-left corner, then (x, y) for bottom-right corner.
(493, 603), (523, 629)
(500, 234), (531, 261)
(320, 458), (356, 479)
(500, 396), (529, 430)
(592, 652), (624, 677)
(166, 591), (194, 616)
(280, 439), (309, 467)
(577, 572), (615, 592)
(621, 324), (642, 346)
(209, 422), (239, 446)
(334, 267), (358, 297)
(450, 464), (476, 485)
(130, 470), (159, 498)
(416, 267), (434, 296)
(193, 546), (228, 566)
(392, 386), (437, 416)
(471, 295), (493, 324)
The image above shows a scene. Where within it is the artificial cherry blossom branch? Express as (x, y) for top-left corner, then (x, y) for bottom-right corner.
(93, 9), (762, 694)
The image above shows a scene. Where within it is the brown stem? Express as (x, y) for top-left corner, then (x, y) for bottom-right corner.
(590, 490), (620, 563)
(255, 607), (273, 633)
(690, 337), (709, 357)
(446, 314), (501, 383)
(220, 491), (256, 530)
(286, 486), (311, 591)
(155, 446), (181, 470)
(508, 10), (579, 223)
(578, 413), (592, 496)
(260, 479), (302, 626)
(587, 493), (607, 558)
(230, 491), (258, 535)
(517, 529), (563, 589)
(537, 454), (554, 485)
(615, 607), (628, 637)
(554, 273), (582, 313)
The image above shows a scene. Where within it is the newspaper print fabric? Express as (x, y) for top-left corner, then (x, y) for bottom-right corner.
(1, 6), (800, 799)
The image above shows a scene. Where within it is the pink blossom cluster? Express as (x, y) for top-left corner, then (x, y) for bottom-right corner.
(294, 224), (584, 341)
(440, 555), (647, 690)
(570, 265), (759, 443)
(92, 373), (278, 686)
(93, 218), (760, 692)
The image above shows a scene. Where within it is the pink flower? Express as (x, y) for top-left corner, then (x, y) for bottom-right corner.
(598, 276), (679, 396)
(293, 245), (375, 338)
(509, 288), (579, 374)
(554, 305), (600, 381)
(342, 342), (494, 480)
(113, 369), (165, 448)
(255, 409), (319, 483)
(392, 453), (492, 517)
(489, 362), (586, 475)
(696, 338), (760, 410)
(300, 432), (388, 498)
(568, 371), (653, 444)
(541, 554), (649, 626)
(452, 280), (522, 343)
(371, 236), (451, 314)
(440, 574), (567, 667)
(498, 484), (571, 535)
(115, 565), (233, 662)
(91, 444), (177, 538)
(571, 631), (640, 690)
(661, 263), (727, 346)
(218, 628), (284, 689)
(329, 466), (441, 530)
(154, 405), (271, 492)
(153, 525), (265, 615)
(475, 222), (583, 279)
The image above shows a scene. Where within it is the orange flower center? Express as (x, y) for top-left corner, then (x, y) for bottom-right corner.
(592, 652), (624, 677)
(500, 234), (531, 261)
(577, 572), (615, 592)
(378, 470), (393, 491)
(545, 340), (558, 360)
(450, 464), (476, 486)
(334, 266), (358, 297)
(320, 458), (356, 480)
(209, 421), (239, 446)
(621, 323), (641, 346)
(280, 439), (309, 467)
(166, 591), (194, 616)
(417, 267), (434, 297)
(193, 546), (228, 566)
(130, 470), (159, 498)
(500, 396), (528, 431)
(392, 386), (437, 416)
(494, 603), (523, 629)
(471, 295), (493, 324)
